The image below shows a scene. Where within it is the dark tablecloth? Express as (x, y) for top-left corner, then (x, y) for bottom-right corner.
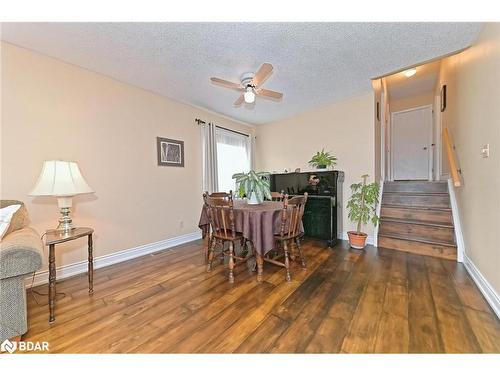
(198, 200), (303, 256)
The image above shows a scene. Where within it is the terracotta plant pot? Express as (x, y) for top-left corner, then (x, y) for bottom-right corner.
(348, 231), (368, 249)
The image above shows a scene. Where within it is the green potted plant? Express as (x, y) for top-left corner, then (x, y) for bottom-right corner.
(308, 149), (337, 170)
(346, 174), (380, 249)
(232, 170), (272, 204)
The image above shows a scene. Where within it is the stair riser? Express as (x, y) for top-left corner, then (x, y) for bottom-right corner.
(380, 206), (453, 224)
(378, 236), (457, 260)
(379, 222), (455, 244)
(382, 194), (450, 208)
(384, 182), (448, 193)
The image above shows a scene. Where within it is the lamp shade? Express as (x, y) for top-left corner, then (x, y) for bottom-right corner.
(29, 160), (94, 197)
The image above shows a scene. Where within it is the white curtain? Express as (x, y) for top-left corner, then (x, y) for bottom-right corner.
(201, 122), (219, 193)
(215, 127), (251, 193)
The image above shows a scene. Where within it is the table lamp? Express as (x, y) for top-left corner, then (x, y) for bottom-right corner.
(29, 160), (94, 233)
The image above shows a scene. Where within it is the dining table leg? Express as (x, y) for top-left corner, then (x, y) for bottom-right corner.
(256, 254), (264, 282)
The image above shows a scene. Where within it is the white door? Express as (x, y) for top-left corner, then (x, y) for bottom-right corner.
(391, 106), (432, 181)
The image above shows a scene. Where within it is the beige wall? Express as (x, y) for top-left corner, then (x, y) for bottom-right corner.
(438, 24), (500, 294)
(389, 92), (434, 113)
(255, 92), (376, 237)
(0, 42), (254, 271)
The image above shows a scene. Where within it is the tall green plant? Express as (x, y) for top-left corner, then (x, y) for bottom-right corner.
(232, 170), (272, 203)
(308, 149), (337, 168)
(347, 174), (380, 234)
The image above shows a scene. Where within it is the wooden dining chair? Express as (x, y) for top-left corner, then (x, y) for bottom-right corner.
(209, 191), (232, 199)
(202, 191), (233, 263)
(203, 193), (249, 283)
(270, 191), (285, 202)
(262, 193), (308, 282)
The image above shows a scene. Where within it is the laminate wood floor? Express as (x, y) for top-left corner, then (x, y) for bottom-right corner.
(24, 239), (500, 353)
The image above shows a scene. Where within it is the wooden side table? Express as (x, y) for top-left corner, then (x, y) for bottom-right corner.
(44, 227), (94, 322)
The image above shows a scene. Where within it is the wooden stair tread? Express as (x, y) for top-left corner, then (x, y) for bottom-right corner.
(378, 235), (457, 260)
(384, 182), (448, 193)
(378, 233), (456, 248)
(383, 192), (449, 196)
(381, 204), (451, 211)
(379, 217), (454, 228)
(379, 180), (457, 259)
(384, 182), (447, 187)
(385, 181), (447, 183)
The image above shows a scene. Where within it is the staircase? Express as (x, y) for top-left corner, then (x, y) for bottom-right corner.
(378, 181), (457, 260)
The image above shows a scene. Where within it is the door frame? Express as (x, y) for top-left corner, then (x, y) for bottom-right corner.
(380, 91), (386, 181)
(390, 104), (434, 181)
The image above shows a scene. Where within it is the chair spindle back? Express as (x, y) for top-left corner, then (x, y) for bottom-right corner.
(203, 192), (236, 238)
(270, 191), (285, 202)
(279, 193), (308, 239)
(209, 191), (232, 199)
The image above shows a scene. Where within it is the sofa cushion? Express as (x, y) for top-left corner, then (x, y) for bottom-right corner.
(0, 227), (43, 279)
(0, 200), (30, 237)
(0, 204), (21, 239)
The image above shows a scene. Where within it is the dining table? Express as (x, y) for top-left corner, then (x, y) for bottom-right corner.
(198, 199), (304, 280)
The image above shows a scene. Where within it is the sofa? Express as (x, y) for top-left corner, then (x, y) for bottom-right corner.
(0, 200), (43, 341)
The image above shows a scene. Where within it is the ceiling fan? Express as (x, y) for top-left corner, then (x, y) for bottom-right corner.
(210, 63), (283, 106)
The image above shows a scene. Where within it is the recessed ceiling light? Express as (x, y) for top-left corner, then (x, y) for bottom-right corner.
(403, 68), (417, 77)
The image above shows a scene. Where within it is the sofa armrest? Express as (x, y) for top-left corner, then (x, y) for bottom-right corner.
(0, 227), (43, 279)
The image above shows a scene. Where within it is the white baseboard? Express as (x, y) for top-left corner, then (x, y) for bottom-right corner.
(463, 253), (500, 319)
(447, 178), (465, 263)
(446, 179), (500, 318)
(25, 231), (202, 288)
(340, 232), (375, 246)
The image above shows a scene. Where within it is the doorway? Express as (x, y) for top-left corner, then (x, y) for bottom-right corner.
(390, 105), (433, 181)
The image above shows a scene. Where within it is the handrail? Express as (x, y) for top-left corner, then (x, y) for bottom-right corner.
(443, 128), (461, 187)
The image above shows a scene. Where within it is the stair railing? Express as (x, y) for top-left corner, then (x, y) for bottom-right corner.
(443, 128), (462, 187)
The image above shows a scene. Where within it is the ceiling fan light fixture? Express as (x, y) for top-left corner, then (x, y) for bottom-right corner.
(211, 63), (282, 107)
(244, 88), (255, 103)
(403, 68), (417, 77)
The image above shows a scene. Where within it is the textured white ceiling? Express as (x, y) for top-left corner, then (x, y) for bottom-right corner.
(1, 23), (482, 125)
(386, 60), (441, 100)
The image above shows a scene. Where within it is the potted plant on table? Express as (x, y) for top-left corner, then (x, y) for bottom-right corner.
(347, 174), (380, 249)
(308, 149), (337, 171)
(232, 170), (272, 204)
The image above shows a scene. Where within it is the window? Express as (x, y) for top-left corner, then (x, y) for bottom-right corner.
(216, 127), (251, 193)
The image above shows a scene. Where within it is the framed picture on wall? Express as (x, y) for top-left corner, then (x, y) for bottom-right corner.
(440, 84), (447, 112)
(157, 137), (184, 167)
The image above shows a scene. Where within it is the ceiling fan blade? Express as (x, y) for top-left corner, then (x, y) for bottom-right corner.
(257, 88), (283, 100)
(210, 77), (242, 90)
(234, 94), (245, 106)
(251, 63), (273, 87)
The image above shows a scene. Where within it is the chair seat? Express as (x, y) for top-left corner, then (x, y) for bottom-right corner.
(212, 230), (243, 240)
